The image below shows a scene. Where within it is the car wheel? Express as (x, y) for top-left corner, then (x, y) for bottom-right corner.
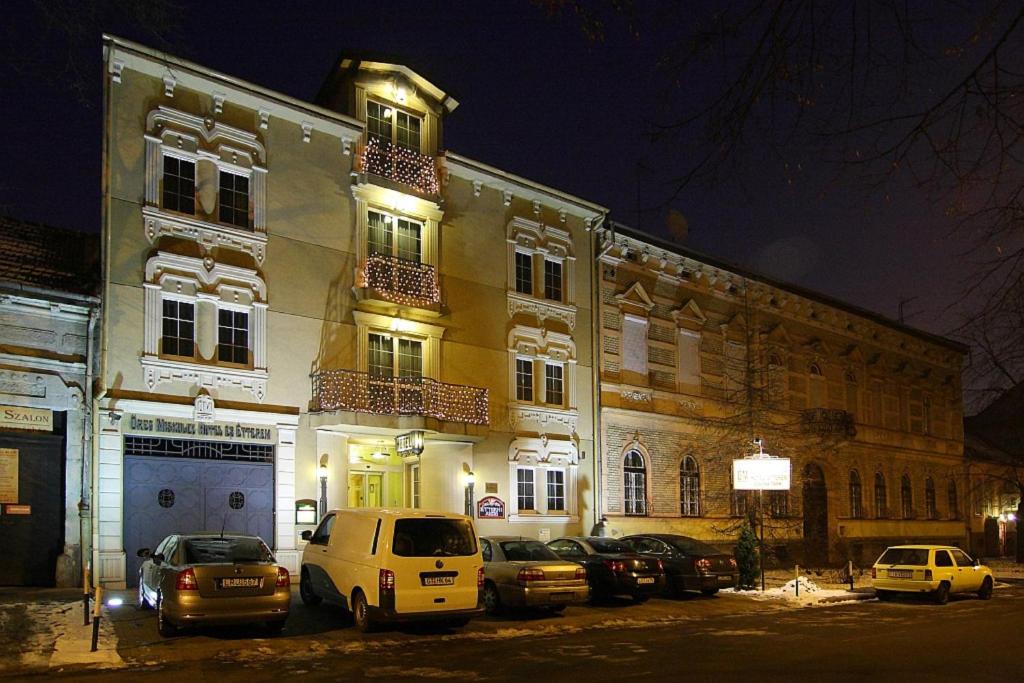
(137, 575), (151, 610)
(266, 619), (287, 636)
(700, 588), (719, 597)
(933, 581), (950, 605)
(548, 605), (566, 614)
(875, 589), (893, 602)
(632, 593), (650, 604)
(482, 581), (502, 616)
(447, 617), (471, 628)
(352, 591), (375, 633)
(156, 593), (177, 637)
(299, 569), (322, 607)
(977, 577), (994, 600)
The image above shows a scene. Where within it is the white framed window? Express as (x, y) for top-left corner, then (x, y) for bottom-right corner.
(515, 357), (534, 402)
(514, 250), (533, 295)
(368, 333), (423, 378)
(162, 154), (196, 215)
(367, 99), (422, 152)
(161, 298), (195, 359)
(544, 363), (564, 406)
(624, 449), (647, 516)
(218, 170), (251, 229)
(679, 456), (700, 517)
(543, 259), (563, 302)
(368, 209), (423, 263)
(546, 469), (566, 512)
(217, 307), (249, 365)
(517, 467), (536, 512)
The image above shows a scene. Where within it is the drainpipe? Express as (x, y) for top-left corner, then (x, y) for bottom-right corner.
(590, 216), (606, 529)
(80, 303), (99, 587)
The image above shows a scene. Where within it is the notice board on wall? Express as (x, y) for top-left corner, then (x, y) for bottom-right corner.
(0, 448), (18, 503)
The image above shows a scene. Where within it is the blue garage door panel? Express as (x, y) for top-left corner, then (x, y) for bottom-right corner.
(124, 454), (274, 586)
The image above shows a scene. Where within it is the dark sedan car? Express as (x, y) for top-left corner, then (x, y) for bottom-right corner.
(137, 533), (291, 637)
(621, 534), (737, 596)
(547, 536), (665, 602)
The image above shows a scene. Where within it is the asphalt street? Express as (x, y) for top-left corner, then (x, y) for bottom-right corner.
(11, 582), (1024, 682)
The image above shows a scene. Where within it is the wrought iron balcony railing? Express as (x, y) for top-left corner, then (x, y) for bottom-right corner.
(800, 408), (857, 439)
(361, 253), (440, 306)
(359, 137), (440, 196)
(312, 369), (489, 426)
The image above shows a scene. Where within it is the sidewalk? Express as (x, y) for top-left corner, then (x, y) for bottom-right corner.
(0, 588), (124, 678)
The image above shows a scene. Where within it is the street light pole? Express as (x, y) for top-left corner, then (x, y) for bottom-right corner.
(759, 488), (765, 593)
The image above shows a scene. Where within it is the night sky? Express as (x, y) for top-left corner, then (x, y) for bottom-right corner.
(0, 1), (978, 340)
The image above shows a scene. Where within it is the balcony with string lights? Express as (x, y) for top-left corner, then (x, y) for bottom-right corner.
(356, 136), (440, 198)
(310, 369), (489, 437)
(354, 252), (441, 315)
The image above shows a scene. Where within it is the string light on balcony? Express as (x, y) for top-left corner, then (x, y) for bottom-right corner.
(364, 253), (440, 306)
(359, 137), (440, 196)
(311, 369), (488, 425)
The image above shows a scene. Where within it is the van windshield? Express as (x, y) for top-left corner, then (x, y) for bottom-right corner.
(392, 519), (477, 557)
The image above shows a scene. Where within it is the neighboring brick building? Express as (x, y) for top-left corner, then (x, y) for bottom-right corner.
(0, 216), (99, 586)
(595, 223), (969, 566)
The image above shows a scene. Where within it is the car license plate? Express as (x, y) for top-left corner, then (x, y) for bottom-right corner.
(221, 577), (261, 588)
(637, 577), (655, 585)
(718, 575), (733, 583)
(887, 569), (912, 579)
(422, 576), (455, 586)
(551, 592), (573, 602)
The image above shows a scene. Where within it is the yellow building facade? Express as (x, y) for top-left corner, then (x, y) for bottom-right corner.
(97, 38), (605, 587)
(594, 225), (969, 566)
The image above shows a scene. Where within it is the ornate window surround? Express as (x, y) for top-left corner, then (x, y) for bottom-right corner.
(507, 325), (578, 434)
(143, 106), (269, 263)
(142, 252), (268, 400)
(506, 217), (577, 328)
(352, 182), (442, 268)
(507, 436), (579, 523)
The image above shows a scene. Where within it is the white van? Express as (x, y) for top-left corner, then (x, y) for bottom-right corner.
(299, 508), (484, 631)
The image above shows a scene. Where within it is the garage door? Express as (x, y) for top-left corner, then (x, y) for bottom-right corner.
(0, 427), (66, 587)
(123, 436), (274, 587)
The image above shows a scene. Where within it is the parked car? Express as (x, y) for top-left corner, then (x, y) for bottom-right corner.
(136, 533), (291, 637)
(479, 536), (589, 614)
(621, 534), (737, 596)
(547, 536), (665, 602)
(872, 544), (994, 604)
(300, 508), (484, 632)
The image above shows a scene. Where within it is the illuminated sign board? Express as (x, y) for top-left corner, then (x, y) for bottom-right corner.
(732, 458), (791, 491)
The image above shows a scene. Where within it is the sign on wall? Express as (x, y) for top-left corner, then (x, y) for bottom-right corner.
(0, 406), (52, 432)
(477, 496), (505, 519)
(733, 457), (791, 491)
(0, 448), (17, 503)
(124, 414), (277, 444)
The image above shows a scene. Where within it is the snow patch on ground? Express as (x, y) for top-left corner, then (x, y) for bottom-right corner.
(11, 600), (124, 672)
(725, 577), (866, 606)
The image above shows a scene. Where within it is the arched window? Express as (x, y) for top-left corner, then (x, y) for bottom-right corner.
(808, 363), (825, 407)
(925, 477), (937, 519)
(624, 450), (647, 516)
(874, 472), (887, 518)
(679, 456), (700, 517)
(948, 480), (959, 520)
(849, 470), (862, 518)
(901, 474), (914, 519)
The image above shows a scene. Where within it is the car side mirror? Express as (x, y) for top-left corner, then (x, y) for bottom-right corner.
(973, 557), (981, 567)
(136, 548), (151, 559)
(300, 530), (313, 541)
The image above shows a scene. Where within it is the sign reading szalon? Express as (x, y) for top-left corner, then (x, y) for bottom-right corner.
(733, 457), (791, 491)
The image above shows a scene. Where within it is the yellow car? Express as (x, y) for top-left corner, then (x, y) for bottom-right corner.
(872, 545), (994, 604)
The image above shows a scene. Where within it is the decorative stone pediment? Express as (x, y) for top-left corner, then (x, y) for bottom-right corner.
(842, 345), (866, 363)
(805, 337), (834, 357)
(508, 326), (576, 362)
(508, 405), (579, 438)
(615, 282), (655, 314)
(766, 323), (793, 346)
(673, 299), (706, 331)
(508, 435), (578, 467)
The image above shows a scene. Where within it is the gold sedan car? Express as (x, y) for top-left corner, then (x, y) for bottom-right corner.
(137, 533), (291, 636)
(480, 536), (589, 614)
(872, 545), (994, 604)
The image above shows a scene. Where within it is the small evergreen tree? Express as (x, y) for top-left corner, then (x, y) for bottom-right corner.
(735, 522), (759, 589)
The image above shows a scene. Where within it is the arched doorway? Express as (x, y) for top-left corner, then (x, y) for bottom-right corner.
(802, 463), (829, 565)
